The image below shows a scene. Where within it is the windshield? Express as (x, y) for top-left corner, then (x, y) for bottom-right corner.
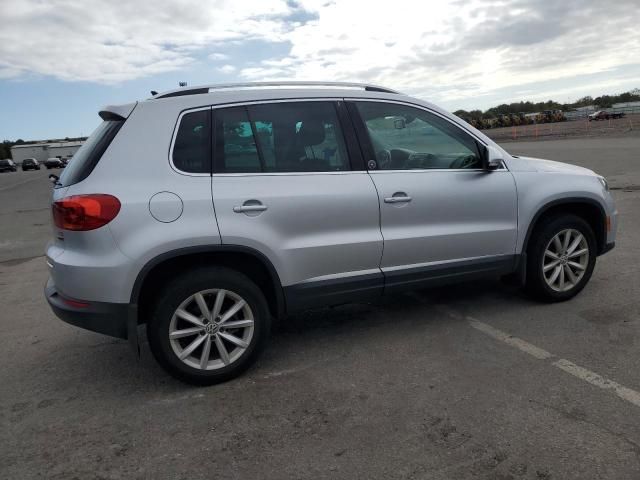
(58, 120), (123, 187)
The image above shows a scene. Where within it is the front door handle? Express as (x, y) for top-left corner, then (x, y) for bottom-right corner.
(384, 193), (412, 204)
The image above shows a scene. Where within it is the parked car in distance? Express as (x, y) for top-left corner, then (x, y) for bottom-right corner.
(44, 81), (618, 385)
(61, 156), (72, 167)
(0, 159), (17, 172)
(45, 157), (63, 169)
(589, 110), (625, 121)
(21, 158), (40, 171)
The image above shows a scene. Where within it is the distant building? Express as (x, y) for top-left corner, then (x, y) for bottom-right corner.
(612, 101), (640, 108)
(10, 141), (84, 164)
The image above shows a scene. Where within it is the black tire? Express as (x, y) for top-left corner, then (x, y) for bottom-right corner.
(147, 267), (271, 385)
(525, 214), (597, 302)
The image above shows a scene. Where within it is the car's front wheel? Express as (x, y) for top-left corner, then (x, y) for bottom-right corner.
(147, 267), (271, 385)
(525, 214), (597, 302)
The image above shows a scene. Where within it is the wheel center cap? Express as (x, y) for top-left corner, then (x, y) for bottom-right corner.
(205, 323), (219, 334)
(560, 254), (568, 265)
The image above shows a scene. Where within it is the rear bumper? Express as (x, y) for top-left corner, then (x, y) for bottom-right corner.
(45, 277), (133, 339)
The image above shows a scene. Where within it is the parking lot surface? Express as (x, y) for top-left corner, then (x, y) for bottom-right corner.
(1, 138), (639, 479)
(485, 114), (640, 143)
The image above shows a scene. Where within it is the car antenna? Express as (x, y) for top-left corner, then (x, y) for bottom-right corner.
(150, 90), (158, 96)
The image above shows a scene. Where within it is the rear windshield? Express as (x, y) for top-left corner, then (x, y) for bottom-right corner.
(58, 120), (123, 187)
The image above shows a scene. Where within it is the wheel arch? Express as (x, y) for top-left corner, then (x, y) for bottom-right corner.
(522, 197), (607, 256)
(131, 245), (286, 324)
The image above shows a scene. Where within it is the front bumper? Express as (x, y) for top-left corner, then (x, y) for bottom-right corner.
(45, 277), (132, 339)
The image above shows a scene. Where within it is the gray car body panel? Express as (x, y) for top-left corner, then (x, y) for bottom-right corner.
(211, 171), (383, 287)
(45, 85), (617, 310)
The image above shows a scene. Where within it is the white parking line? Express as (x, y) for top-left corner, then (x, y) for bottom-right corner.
(467, 317), (640, 409)
(554, 359), (640, 408)
(468, 318), (553, 360)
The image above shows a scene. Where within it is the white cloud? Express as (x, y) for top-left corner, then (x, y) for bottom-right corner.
(0, 0), (639, 107)
(0, 0), (295, 82)
(209, 53), (229, 61)
(240, 0), (640, 104)
(218, 64), (236, 74)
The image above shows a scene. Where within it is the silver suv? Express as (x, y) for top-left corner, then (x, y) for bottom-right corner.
(45, 82), (617, 384)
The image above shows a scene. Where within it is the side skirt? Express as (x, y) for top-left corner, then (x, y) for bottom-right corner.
(284, 255), (518, 312)
(384, 255), (517, 294)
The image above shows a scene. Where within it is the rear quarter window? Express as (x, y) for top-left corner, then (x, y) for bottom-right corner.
(171, 109), (211, 174)
(58, 120), (123, 187)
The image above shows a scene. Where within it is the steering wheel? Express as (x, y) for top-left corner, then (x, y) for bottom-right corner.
(449, 154), (478, 169)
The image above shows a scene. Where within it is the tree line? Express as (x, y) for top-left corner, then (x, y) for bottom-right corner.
(454, 88), (640, 122)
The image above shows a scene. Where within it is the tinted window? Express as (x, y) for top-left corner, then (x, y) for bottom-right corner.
(172, 109), (211, 173)
(0, 160), (9, 166)
(214, 102), (349, 173)
(59, 120), (123, 187)
(355, 102), (482, 170)
(215, 107), (261, 173)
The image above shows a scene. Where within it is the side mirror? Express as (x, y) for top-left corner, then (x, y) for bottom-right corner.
(483, 144), (503, 171)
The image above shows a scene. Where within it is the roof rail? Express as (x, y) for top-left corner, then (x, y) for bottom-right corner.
(154, 81), (400, 99)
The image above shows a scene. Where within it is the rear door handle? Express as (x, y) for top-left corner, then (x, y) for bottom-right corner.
(233, 204), (268, 213)
(384, 193), (412, 204)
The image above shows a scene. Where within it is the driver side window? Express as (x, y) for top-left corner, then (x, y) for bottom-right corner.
(354, 102), (483, 170)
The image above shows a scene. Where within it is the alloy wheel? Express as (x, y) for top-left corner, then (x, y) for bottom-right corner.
(168, 289), (254, 370)
(542, 228), (589, 292)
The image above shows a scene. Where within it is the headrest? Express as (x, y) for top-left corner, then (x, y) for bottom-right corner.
(297, 119), (325, 146)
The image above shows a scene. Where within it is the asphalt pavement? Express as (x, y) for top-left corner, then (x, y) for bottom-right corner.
(1, 138), (639, 479)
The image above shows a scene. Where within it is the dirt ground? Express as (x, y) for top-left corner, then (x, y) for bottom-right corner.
(484, 114), (640, 143)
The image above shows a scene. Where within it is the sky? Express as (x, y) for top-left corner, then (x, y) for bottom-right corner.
(1, 0), (639, 140)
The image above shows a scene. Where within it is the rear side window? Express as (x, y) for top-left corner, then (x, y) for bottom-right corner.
(58, 120), (123, 187)
(214, 101), (350, 173)
(214, 107), (261, 173)
(172, 109), (211, 174)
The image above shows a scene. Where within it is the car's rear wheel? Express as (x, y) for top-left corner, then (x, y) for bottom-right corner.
(525, 214), (597, 302)
(147, 267), (270, 385)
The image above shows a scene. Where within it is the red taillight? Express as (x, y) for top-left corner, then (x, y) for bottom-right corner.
(52, 194), (121, 231)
